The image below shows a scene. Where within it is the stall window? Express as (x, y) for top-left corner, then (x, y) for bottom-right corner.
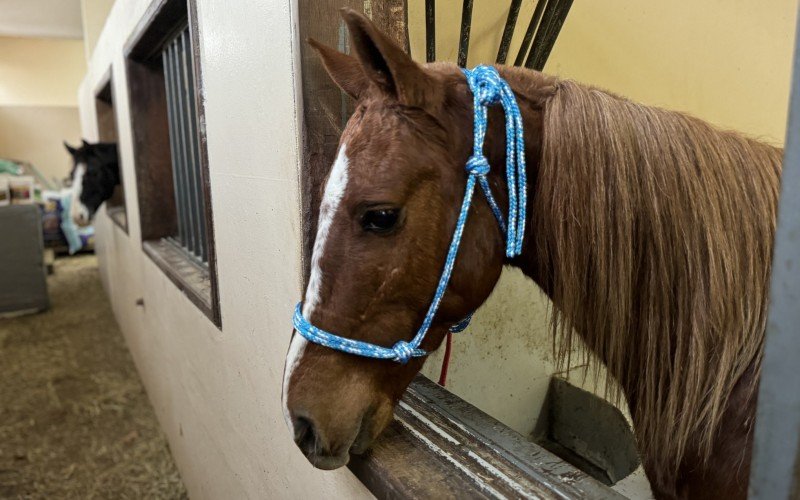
(94, 70), (127, 232)
(125, 0), (220, 326)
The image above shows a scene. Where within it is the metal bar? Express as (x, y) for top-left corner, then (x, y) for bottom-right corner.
(179, 28), (201, 260)
(524, 0), (559, 69)
(170, 39), (193, 253)
(177, 30), (196, 258)
(175, 30), (200, 255)
(749, 10), (800, 498)
(182, 28), (208, 263)
(425, 0), (435, 63)
(513, 0), (547, 66)
(496, 0), (522, 64)
(456, 0), (473, 67)
(529, 0), (574, 71)
(163, 42), (188, 247)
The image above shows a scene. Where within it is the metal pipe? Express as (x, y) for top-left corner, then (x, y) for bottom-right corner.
(528, 0), (574, 71)
(173, 34), (198, 255)
(426, 0), (436, 63)
(513, 0), (547, 67)
(179, 28), (205, 261)
(164, 41), (190, 248)
(496, 0), (522, 65)
(524, 0), (557, 69)
(183, 29), (208, 263)
(457, 0), (473, 67)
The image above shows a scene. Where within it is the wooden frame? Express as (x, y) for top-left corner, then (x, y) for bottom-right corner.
(94, 67), (129, 233)
(296, 2), (616, 497)
(351, 377), (621, 498)
(124, 0), (221, 327)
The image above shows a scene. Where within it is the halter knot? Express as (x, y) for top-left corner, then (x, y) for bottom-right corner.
(391, 340), (415, 364)
(467, 66), (504, 106)
(465, 155), (490, 176)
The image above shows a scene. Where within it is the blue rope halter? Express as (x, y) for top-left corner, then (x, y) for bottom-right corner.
(292, 65), (527, 364)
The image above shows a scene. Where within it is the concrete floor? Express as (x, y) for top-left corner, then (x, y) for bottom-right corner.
(0, 255), (187, 498)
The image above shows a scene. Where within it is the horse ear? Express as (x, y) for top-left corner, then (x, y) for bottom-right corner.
(340, 8), (438, 107)
(308, 38), (368, 99)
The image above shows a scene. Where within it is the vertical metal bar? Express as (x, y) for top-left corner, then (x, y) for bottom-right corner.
(171, 39), (191, 249)
(182, 28), (208, 263)
(524, 0), (558, 69)
(163, 43), (188, 247)
(169, 41), (185, 247)
(176, 30), (194, 258)
(513, 0), (547, 66)
(172, 38), (197, 253)
(186, 29), (204, 261)
(457, 0), (473, 67)
(528, 0), (574, 71)
(750, 10), (800, 498)
(425, 0), (435, 63)
(496, 0), (522, 65)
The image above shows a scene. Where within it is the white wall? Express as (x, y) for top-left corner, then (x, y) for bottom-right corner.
(78, 0), (370, 497)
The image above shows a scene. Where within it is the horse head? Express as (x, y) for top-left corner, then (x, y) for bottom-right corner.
(64, 139), (120, 226)
(281, 9), (530, 470)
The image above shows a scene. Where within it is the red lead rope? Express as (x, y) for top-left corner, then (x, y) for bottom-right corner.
(437, 332), (454, 386)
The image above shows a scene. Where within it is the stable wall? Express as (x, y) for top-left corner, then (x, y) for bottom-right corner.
(78, 0), (370, 497)
(0, 106), (82, 185)
(80, 0), (115, 62)
(0, 36), (86, 107)
(0, 36), (86, 182)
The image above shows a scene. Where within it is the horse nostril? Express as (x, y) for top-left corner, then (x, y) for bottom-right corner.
(294, 416), (318, 455)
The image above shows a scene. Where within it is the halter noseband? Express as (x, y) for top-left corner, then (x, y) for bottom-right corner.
(292, 65), (527, 364)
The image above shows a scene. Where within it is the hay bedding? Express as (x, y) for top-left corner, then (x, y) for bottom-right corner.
(0, 255), (187, 499)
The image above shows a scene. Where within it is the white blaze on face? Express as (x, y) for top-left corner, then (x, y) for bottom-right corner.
(70, 163), (91, 226)
(282, 144), (350, 433)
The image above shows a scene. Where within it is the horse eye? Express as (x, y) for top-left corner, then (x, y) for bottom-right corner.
(361, 208), (400, 233)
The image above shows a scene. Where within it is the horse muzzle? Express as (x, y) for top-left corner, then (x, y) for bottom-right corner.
(290, 409), (374, 470)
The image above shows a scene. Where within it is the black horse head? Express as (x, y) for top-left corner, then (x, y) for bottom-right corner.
(64, 140), (120, 225)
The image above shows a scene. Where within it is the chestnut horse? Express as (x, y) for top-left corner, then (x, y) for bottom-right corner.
(282, 9), (781, 499)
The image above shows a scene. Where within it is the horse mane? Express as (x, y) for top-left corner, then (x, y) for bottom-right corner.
(534, 79), (782, 486)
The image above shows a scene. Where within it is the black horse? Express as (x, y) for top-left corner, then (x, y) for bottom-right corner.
(64, 140), (120, 226)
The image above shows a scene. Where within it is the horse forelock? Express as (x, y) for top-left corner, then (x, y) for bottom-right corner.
(535, 78), (781, 489)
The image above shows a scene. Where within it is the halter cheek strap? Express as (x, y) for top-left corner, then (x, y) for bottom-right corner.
(292, 65), (527, 364)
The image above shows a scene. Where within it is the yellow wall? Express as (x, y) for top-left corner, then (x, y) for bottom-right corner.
(0, 36), (86, 182)
(408, 0), (798, 144)
(0, 106), (82, 184)
(0, 37), (86, 107)
(81, 0), (116, 62)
